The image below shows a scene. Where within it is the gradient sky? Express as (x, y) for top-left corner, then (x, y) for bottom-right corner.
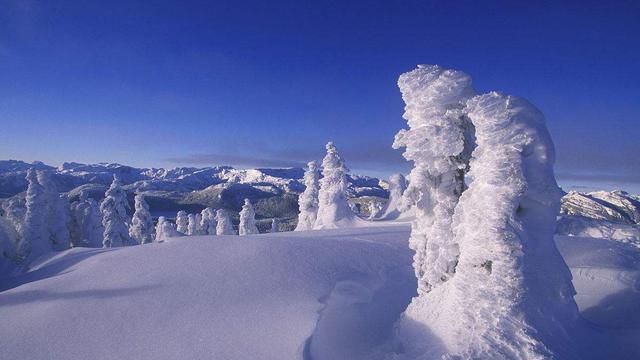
(0, 1), (638, 191)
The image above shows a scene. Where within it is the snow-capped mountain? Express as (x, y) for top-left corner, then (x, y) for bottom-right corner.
(0, 160), (388, 229)
(558, 190), (640, 247)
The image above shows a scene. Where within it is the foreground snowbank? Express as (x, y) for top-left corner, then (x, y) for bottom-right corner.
(0, 227), (638, 360)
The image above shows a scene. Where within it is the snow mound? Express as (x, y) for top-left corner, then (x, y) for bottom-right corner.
(0, 226), (415, 360)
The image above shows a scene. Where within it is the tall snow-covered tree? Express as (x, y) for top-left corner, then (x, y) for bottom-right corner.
(129, 194), (154, 244)
(194, 213), (204, 235)
(215, 209), (234, 235)
(0, 215), (18, 273)
(397, 66), (579, 359)
(37, 171), (71, 251)
(18, 169), (49, 262)
(314, 142), (354, 229)
(176, 211), (188, 234)
(2, 198), (25, 237)
(295, 161), (320, 231)
(70, 192), (104, 247)
(200, 208), (217, 235)
(392, 65), (475, 294)
(187, 213), (197, 235)
(239, 199), (259, 236)
(270, 218), (279, 233)
(100, 175), (133, 248)
(378, 173), (408, 220)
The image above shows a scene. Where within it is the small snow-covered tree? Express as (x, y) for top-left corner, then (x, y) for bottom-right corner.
(129, 194), (154, 244)
(313, 142), (354, 229)
(367, 201), (382, 220)
(270, 218), (279, 233)
(239, 199), (258, 236)
(155, 216), (181, 242)
(176, 210), (188, 234)
(71, 192), (104, 247)
(392, 65), (475, 293)
(295, 161), (320, 231)
(187, 213), (197, 235)
(100, 175), (132, 248)
(379, 173), (408, 220)
(2, 198), (25, 237)
(37, 171), (70, 251)
(215, 209), (234, 235)
(200, 208), (217, 235)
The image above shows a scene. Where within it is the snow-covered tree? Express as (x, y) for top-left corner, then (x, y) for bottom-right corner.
(18, 169), (49, 262)
(295, 161), (320, 231)
(100, 175), (133, 248)
(70, 192), (104, 247)
(155, 216), (181, 242)
(187, 213), (197, 235)
(270, 218), (279, 233)
(0, 215), (18, 273)
(215, 209), (234, 235)
(367, 201), (382, 220)
(313, 142), (354, 229)
(129, 194), (154, 244)
(397, 66), (579, 359)
(392, 65), (476, 294)
(200, 208), (217, 235)
(239, 199), (258, 236)
(2, 198), (25, 237)
(378, 173), (408, 220)
(194, 213), (204, 235)
(176, 210), (188, 234)
(37, 171), (70, 251)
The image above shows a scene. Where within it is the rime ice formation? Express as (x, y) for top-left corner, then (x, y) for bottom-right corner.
(379, 174), (408, 220)
(37, 171), (71, 251)
(70, 192), (104, 248)
(154, 216), (181, 242)
(187, 214), (198, 235)
(176, 211), (188, 234)
(129, 194), (154, 244)
(397, 67), (579, 359)
(18, 169), (49, 262)
(200, 208), (217, 235)
(215, 209), (234, 235)
(239, 199), (259, 236)
(392, 65), (476, 293)
(295, 161), (320, 231)
(314, 142), (355, 229)
(100, 175), (133, 248)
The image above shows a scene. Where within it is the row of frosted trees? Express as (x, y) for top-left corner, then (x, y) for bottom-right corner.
(0, 171), (273, 270)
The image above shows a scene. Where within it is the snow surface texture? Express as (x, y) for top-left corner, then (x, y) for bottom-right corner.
(395, 65), (579, 359)
(1, 226), (637, 360)
(314, 142), (362, 229)
(295, 161), (320, 231)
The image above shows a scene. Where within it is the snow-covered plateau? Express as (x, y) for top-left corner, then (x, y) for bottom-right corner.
(0, 225), (638, 360)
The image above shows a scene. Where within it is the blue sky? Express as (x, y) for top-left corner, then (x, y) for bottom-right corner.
(0, 0), (638, 191)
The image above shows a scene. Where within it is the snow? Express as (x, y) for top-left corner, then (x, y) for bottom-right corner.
(1, 226), (638, 359)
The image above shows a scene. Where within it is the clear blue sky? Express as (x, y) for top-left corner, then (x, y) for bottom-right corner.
(0, 0), (638, 190)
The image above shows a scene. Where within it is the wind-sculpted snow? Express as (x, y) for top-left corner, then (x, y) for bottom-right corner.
(395, 65), (581, 360)
(403, 92), (578, 359)
(392, 64), (476, 293)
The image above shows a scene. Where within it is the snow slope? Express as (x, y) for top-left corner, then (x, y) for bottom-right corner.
(1, 227), (638, 360)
